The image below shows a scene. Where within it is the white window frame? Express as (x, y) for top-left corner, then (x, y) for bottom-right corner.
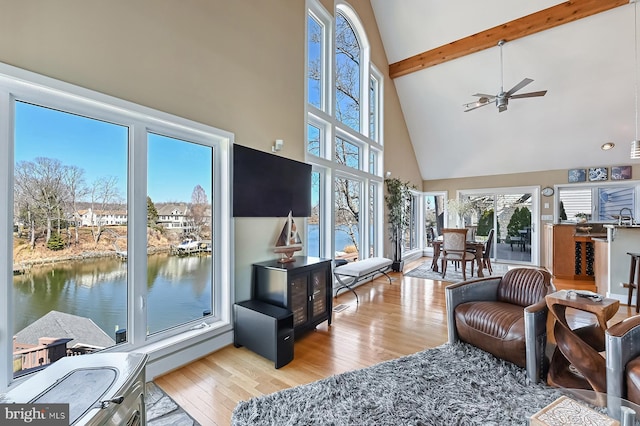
(369, 72), (381, 143)
(0, 62), (233, 389)
(308, 0), (333, 114)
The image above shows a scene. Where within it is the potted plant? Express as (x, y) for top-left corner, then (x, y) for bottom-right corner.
(575, 212), (588, 223)
(384, 178), (413, 272)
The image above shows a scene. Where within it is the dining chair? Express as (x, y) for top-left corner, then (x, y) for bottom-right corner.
(465, 225), (477, 242)
(482, 228), (495, 275)
(440, 228), (475, 280)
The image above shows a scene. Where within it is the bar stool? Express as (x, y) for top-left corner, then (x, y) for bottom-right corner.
(627, 252), (640, 313)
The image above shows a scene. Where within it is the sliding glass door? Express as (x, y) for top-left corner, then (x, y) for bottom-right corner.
(461, 187), (539, 266)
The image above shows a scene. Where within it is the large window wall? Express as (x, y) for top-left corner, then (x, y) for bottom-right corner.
(1, 63), (232, 387)
(306, 1), (383, 262)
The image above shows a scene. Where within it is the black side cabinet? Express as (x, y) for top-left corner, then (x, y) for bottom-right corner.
(234, 300), (294, 369)
(253, 256), (332, 338)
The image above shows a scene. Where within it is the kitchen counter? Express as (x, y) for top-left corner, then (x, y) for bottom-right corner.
(597, 225), (640, 303)
(574, 232), (607, 238)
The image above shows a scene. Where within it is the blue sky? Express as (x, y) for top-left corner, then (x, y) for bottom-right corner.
(15, 101), (212, 203)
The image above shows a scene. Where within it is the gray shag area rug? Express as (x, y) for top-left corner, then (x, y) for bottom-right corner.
(231, 342), (563, 425)
(404, 261), (508, 282)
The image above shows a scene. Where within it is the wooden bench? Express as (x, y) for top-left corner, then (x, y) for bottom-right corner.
(333, 257), (393, 303)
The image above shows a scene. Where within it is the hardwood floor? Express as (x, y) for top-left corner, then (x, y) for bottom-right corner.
(154, 258), (636, 426)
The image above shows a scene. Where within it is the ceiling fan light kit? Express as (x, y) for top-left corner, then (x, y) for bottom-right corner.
(464, 40), (547, 113)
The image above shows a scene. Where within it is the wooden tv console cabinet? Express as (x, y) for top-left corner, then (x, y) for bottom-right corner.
(252, 256), (332, 338)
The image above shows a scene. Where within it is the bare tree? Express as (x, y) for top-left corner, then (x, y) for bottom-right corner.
(62, 165), (88, 246)
(189, 184), (209, 239)
(14, 164), (34, 247)
(335, 177), (359, 252)
(89, 176), (122, 245)
(14, 157), (66, 246)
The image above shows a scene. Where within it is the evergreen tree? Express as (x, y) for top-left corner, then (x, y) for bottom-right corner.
(507, 207), (531, 237)
(147, 196), (159, 227)
(47, 233), (65, 251)
(477, 208), (494, 236)
(559, 201), (567, 221)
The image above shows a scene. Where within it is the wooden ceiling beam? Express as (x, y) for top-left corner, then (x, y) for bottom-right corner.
(389, 0), (629, 79)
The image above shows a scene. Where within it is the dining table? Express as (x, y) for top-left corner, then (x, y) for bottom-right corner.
(430, 239), (485, 278)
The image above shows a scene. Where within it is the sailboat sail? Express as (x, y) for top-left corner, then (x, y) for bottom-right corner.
(275, 211), (302, 249)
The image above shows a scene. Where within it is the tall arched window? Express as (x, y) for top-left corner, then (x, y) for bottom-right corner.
(335, 12), (361, 132)
(306, 1), (383, 263)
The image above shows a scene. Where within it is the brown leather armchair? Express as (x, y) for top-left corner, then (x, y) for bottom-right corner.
(445, 268), (554, 382)
(606, 315), (640, 408)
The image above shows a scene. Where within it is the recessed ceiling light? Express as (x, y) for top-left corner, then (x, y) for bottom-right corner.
(601, 142), (615, 150)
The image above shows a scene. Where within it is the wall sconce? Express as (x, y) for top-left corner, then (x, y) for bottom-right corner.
(272, 139), (284, 152)
(385, 171), (392, 178)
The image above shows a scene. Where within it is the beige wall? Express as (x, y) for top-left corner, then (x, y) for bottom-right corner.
(0, 0), (421, 301)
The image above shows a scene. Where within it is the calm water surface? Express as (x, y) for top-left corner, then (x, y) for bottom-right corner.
(13, 253), (212, 339)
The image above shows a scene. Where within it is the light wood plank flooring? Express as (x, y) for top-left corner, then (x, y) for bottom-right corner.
(154, 258), (636, 426)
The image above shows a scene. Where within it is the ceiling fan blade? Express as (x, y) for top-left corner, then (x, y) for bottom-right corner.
(509, 90), (547, 99)
(464, 102), (493, 112)
(505, 78), (533, 96)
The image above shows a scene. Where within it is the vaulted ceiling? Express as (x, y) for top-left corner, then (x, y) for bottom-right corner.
(370, 0), (639, 181)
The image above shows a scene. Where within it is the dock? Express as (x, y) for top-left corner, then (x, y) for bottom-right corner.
(13, 264), (31, 275)
(170, 240), (212, 256)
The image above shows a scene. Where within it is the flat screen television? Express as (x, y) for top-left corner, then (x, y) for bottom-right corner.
(233, 144), (312, 217)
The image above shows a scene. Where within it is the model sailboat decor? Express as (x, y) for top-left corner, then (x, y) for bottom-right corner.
(274, 211), (302, 263)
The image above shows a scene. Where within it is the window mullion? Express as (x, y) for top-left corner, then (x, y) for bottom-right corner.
(129, 123), (148, 345)
(0, 89), (13, 388)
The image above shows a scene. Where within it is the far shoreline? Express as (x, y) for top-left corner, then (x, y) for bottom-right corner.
(13, 245), (172, 274)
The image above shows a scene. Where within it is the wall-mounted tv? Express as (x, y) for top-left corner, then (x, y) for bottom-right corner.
(233, 144), (312, 217)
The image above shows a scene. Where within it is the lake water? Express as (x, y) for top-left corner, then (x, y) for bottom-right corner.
(307, 223), (359, 256)
(12, 253), (212, 340)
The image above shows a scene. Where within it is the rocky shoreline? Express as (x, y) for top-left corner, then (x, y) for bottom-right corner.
(13, 245), (171, 273)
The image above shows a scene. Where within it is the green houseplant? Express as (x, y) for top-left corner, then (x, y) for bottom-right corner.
(384, 178), (413, 272)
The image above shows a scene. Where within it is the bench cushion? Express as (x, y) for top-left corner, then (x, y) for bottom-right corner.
(334, 257), (392, 277)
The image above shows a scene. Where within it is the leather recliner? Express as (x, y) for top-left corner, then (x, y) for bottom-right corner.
(445, 268), (554, 382)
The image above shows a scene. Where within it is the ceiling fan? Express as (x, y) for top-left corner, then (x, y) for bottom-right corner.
(464, 40), (547, 113)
